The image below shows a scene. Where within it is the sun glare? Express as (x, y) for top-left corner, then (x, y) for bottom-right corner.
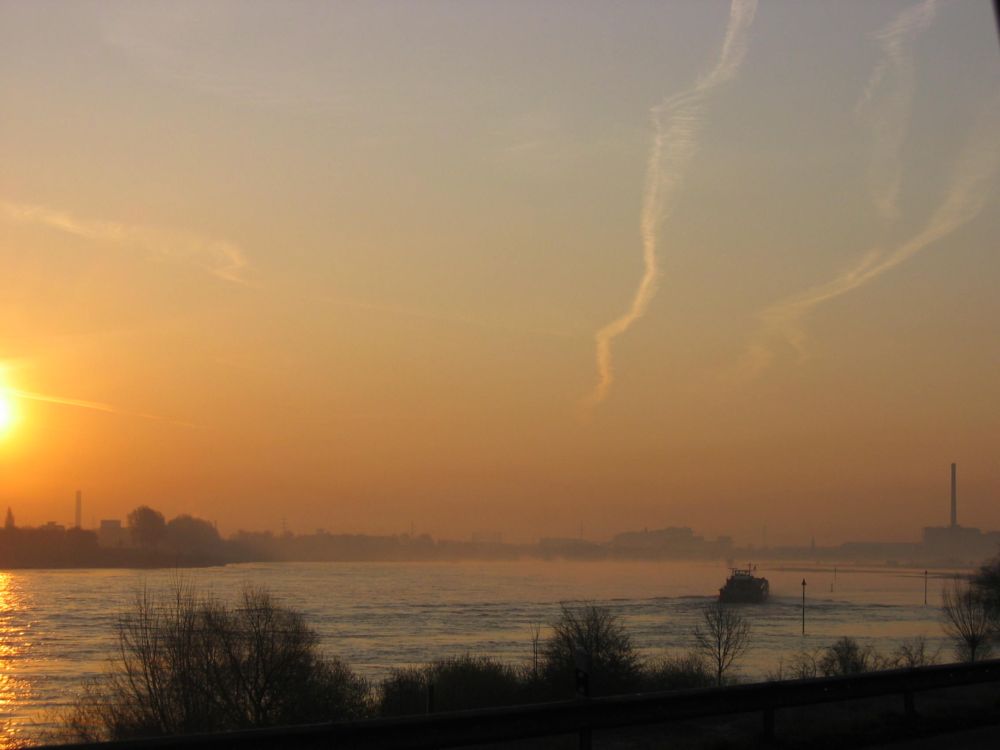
(0, 393), (14, 437)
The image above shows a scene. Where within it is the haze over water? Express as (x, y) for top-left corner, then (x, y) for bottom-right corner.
(0, 560), (958, 746)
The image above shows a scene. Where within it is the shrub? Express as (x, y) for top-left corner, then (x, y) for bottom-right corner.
(772, 639), (889, 681)
(774, 650), (821, 680)
(817, 637), (887, 676)
(643, 653), (713, 691)
(890, 636), (940, 668)
(64, 585), (370, 741)
(378, 656), (530, 716)
(541, 603), (642, 698)
(428, 655), (528, 710)
(378, 666), (428, 717)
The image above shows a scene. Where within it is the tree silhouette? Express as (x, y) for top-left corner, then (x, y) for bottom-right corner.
(693, 602), (752, 686)
(942, 577), (993, 663)
(126, 506), (166, 549)
(541, 603), (642, 697)
(164, 514), (221, 556)
(64, 586), (369, 741)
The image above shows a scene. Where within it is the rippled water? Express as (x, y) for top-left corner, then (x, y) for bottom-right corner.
(0, 560), (961, 746)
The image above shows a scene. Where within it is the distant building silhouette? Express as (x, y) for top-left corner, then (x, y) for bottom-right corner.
(610, 527), (733, 559)
(97, 519), (129, 548)
(538, 537), (605, 559)
(921, 463), (1000, 563)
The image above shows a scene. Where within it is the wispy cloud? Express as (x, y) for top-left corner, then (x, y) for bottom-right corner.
(738, 93), (1000, 378)
(857, 0), (938, 221)
(585, 0), (758, 408)
(8, 388), (204, 429)
(0, 201), (251, 285)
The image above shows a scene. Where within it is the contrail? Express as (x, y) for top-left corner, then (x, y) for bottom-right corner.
(739, 94), (1000, 378)
(7, 388), (205, 429)
(857, 0), (938, 221)
(586, 0), (758, 408)
(0, 201), (251, 285)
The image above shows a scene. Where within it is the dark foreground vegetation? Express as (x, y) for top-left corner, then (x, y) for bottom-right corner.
(56, 551), (1000, 744)
(60, 589), (718, 742)
(63, 587), (368, 741)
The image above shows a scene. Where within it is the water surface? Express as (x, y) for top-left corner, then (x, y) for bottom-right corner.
(0, 560), (960, 746)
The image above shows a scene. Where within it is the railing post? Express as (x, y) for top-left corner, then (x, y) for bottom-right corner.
(763, 707), (775, 741)
(575, 661), (592, 750)
(574, 649), (592, 750)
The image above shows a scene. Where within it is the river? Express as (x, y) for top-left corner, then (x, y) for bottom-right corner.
(0, 560), (963, 746)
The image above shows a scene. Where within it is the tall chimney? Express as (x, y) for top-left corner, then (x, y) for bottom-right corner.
(75, 490), (82, 529)
(950, 463), (957, 528)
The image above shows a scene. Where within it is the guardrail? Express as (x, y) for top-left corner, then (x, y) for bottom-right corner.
(43, 659), (1000, 750)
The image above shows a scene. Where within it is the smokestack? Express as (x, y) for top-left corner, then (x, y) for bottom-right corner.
(950, 463), (957, 528)
(75, 490), (82, 529)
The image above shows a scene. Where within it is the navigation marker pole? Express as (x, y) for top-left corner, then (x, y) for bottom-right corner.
(924, 570), (928, 606)
(801, 579), (807, 636)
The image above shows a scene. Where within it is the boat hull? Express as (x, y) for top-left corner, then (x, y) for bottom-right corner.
(718, 569), (769, 603)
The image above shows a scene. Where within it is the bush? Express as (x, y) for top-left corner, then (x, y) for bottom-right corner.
(772, 638), (888, 682)
(643, 653), (713, 691)
(378, 655), (531, 716)
(429, 655), (528, 710)
(890, 636), (940, 668)
(817, 637), (887, 676)
(769, 650), (820, 681)
(64, 585), (370, 741)
(378, 666), (428, 717)
(540, 603), (643, 698)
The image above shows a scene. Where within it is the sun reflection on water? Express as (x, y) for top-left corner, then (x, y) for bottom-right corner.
(0, 571), (33, 749)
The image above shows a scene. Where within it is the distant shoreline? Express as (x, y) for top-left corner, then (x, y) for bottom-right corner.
(0, 556), (976, 573)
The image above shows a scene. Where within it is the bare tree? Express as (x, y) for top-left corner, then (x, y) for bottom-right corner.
(971, 553), (1000, 626)
(542, 603), (642, 697)
(693, 602), (752, 686)
(63, 585), (369, 741)
(942, 577), (993, 663)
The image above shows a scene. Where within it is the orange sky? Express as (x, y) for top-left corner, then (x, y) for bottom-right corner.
(2, 1), (999, 545)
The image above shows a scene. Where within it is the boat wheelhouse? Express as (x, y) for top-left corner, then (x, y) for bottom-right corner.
(719, 565), (769, 603)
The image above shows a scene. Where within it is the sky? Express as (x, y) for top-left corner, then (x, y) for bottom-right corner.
(1, 0), (998, 546)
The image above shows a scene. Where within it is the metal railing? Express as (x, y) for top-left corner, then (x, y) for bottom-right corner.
(43, 658), (1000, 750)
